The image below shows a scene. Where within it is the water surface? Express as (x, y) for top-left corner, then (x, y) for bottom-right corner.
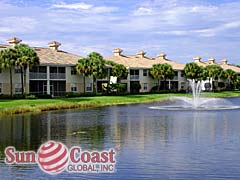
(1, 97), (240, 180)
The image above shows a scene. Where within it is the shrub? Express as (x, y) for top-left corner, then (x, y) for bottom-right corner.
(0, 94), (12, 99)
(12, 94), (25, 99)
(65, 92), (101, 97)
(107, 83), (127, 95)
(25, 94), (37, 99)
(36, 94), (52, 99)
(218, 82), (225, 88)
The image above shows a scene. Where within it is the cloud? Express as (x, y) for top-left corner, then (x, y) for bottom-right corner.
(0, 0), (240, 64)
(194, 21), (240, 37)
(52, 2), (93, 10)
(155, 20), (240, 37)
(133, 7), (154, 15)
(0, 17), (37, 33)
(52, 2), (118, 13)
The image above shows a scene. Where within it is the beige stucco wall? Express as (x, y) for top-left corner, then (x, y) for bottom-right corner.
(66, 83), (85, 93)
(0, 66), (186, 95)
(66, 66), (93, 92)
(66, 66), (83, 83)
(2, 83), (10, 95)
(138, 69), (157, 92)
(0, 68), (25, 94)
(123, 68), (187, 93)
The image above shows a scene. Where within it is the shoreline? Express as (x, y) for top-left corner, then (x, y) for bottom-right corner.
(0, 91), (240, 116)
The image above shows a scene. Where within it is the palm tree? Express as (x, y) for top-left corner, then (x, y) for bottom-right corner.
(105, 61), (128, 94)
(75, 58), (92, 93)
(0, 48), (16, 97)
(184, 62), (202, 82)
(205, 65), (224, 90)
(107, 61), (128, 81)
(236, 76), (240, 89)
(14, 44), (39, 95)
(150, 63), (174, 91)
(87, 52), (107, 94)
(223, 69), (237, 89)
(164, 64), (174, 90)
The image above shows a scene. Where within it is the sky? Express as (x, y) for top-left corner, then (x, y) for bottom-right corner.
(0, 0), (240, 64)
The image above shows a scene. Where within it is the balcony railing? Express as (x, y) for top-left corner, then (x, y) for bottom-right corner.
(29, 73), (47, 79)
(173, 76), (178, 80)
(130, 75), (139, 80)
(50, 73), (66, 79)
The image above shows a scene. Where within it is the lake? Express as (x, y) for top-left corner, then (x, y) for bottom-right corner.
(1, 97), (240, 180)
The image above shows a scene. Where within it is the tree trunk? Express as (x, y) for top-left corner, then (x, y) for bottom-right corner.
(158, 79), (160, 91)
(164, 79), (166, 90)
(21, 67), (24, 95)
(215, 79), (218, 91)
(107, 68), (110, 95)
(209, 77), (212, 91)
(9, 68), (13, 97)
(23, 67), (27, 94)
(83, 74), (86, 94)
(93, 76), (96, 94)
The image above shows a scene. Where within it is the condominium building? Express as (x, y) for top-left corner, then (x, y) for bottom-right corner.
(0, 37), (93, 96)
(105, 48), (186, 93)
(0, 37), (240, 96)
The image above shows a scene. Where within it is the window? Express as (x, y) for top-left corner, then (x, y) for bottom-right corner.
(0, 83), (2, 94)
(143, 69), (148, 76)
(50, 67), (57, 73)
(15, 67), (22, 73)
(181, 71), (185, 77)
(50, 67), (65, 74)
(58, 67), (65, 73)
(29, 80), (47, 94)
(130, 69), (139, 79)
(39, 66), (47, 73)
(29, 66), (47, 79)
(143, 83), (148, 90)
(181, 82), (185, 89)
(71, 66), (77, 75)
(86, 83), (92, 91)
(174, 71), (178, 77)
(71, 83), (77, 92)
(50, 67), (66, 79)
(130, 69), (139, 75)
(15, 84), (22, 94)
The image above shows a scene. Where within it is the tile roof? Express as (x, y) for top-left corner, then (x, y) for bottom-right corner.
(105, 53), (185, 70)
(0, 44), (82, 66)
(194, 61), (208, 67)
(0, 44), (9, 50)
(220, 64), (240, 73)
(0, 43), (239, 72)
(193, 57), (240, 73)
(34, 47), (81, 65)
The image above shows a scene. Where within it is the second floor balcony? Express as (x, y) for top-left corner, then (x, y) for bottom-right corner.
(50, 73), (66, 79)
(130, 75), (139, 80)
(29, 72), (47, 79)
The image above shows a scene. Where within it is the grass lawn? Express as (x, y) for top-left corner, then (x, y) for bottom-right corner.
(0, 91), (239, 116)
(201, 90), (240, 98)
(0, 94), (174, 116)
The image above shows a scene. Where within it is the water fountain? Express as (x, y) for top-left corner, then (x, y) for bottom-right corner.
(149, 79), (240, 111)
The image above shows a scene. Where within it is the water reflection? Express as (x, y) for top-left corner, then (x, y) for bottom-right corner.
(0, 98), (240, 179)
